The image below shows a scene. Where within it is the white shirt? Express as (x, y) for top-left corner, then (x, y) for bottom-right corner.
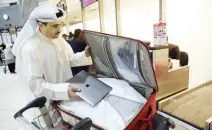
(4, 47), (14, 60)
(20, 31), (92, 102)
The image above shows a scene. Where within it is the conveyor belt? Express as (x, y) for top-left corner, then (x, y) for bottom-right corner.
(160, 84), (212, 129)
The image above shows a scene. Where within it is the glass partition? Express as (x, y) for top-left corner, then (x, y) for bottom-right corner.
(102, 0), (117, 35)
(67, 0), (83, 33)
(83, 2), (101, 32)
(119, 0), (159, 42)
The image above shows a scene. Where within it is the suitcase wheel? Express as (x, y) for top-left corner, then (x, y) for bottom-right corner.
(166, 118), (176, 129)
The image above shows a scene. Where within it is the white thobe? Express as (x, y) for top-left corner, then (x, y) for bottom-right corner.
(19, 30), (91, 123)
(4, 48), (14, 60)
(21, 30), (91, 101)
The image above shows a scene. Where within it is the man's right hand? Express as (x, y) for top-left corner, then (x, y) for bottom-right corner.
(68, 87), (81, 98)
(84, 45), (91, 57)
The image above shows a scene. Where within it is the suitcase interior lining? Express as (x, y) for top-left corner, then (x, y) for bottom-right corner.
(83, 31), (157, 99)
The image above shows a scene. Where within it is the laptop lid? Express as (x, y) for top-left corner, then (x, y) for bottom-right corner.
(66, 71), (112, 106)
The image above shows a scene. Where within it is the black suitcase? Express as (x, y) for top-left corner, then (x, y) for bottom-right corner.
(152, 113), (175, 130)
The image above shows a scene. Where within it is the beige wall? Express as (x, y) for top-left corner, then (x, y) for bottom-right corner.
(83, 2), (101, 32)
(69, 23), (83, 33)
(38, 0), (52, 6)
(166, 0), (212, 88)
(101, 0), (117, 35)
(119, 0), (159, 42)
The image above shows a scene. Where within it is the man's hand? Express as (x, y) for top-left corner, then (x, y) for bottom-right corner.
(68, 87), (81, 98)
(85, 45), (91, 57)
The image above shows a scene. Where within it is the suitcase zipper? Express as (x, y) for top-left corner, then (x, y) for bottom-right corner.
(104, 38), (151, 88)
(103, 37), (118, 78)
(136, 44), (151, 88)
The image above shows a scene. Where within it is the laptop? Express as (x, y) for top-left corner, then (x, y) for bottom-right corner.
(66, 71), (112, 106)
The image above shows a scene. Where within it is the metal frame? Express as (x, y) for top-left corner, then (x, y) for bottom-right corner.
(64, 0), (120, 34)
(115, 0), (121, 36)
(14, 97), (93, 130)
(98, 0), (104, 33)
(81, 7), (86, 30)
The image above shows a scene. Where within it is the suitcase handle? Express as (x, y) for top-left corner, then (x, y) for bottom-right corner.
(13, 97), (47, 130)
(14, 96), (46, 119)
(140, 104), (155, 130)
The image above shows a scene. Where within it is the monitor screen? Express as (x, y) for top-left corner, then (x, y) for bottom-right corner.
(82, 0), (97, 8)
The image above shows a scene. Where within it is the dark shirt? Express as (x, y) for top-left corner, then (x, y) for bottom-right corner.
(68, 40), (89, 76)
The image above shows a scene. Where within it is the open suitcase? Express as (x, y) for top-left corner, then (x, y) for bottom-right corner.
(13, 30), (177, 130)
(52, 30), (159, 130)
(14, 96), (175, 130)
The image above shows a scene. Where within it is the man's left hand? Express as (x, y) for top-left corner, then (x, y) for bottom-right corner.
(85, 45), (91, 57)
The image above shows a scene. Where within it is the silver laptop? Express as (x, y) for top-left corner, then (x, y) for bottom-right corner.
(66, 71), (112, 106)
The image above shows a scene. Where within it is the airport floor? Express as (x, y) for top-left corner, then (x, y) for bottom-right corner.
(0, 66), (197, 130)
(0, 66), (26, 130)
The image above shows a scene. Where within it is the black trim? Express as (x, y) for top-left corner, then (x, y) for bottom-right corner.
(56, 9), (63, 18)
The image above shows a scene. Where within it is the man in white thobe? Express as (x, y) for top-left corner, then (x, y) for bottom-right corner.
(12, 5), (92, 125)
(4, 44), (16, 73)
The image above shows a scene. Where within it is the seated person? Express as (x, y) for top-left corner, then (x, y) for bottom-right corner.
(168, 43), (189, 67)
(168, 43), (180, 60)
(144, 40), (188, 69)
(167, 36), (188, 67)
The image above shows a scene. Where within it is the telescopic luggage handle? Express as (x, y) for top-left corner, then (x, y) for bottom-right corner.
(14, 96), (46, 119)
(14, 97), (47, 130)
(14, 96), (93, 130)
